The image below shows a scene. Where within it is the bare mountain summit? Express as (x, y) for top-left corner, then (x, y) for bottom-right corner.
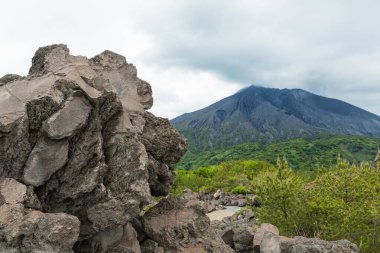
(172, 85), (380, 151)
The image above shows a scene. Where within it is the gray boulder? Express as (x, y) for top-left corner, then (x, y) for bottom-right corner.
(183, 189), (198, 201)
(0, 178), (27, 204)
(91, 222), (141, 253)
(142, 197), (234, 253)
(233, 228), (254, 252)
(260, 231), (280, 253)
(221, 228), (235, 248)
(280, 236), (359, 253)
(254, 223), (280, 253)
(252, 223), (359, 253)
(140, 239), (164, 253)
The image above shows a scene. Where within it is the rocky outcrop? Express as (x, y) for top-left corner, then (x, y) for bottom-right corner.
(253, 223), (280, 253)
(142, 197), (234, 253)
(251, 223), (359, 253)
(185, 189), (260, 213)
(0, 74), (21, 86)
(280, 236), (359, 253)
(0, 44), (187, 252)
(0, 178), (80, 252)
(211, 209), (255, 252)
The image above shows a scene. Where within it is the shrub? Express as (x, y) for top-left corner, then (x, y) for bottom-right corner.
(254, 156), (380, 253)
(254, 157), (309, 236)
(231, 185), (250, 194)
(170, 160), (274, 195)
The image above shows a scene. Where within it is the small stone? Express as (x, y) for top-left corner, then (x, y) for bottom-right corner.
(183, 189), (198, 200)
(214, 189), (224, 200)
(0, 178), (27, 204)
(237, 198), (247, 207)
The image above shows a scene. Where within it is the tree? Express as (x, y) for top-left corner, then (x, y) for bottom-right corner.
(307, 157), (380, 253)
(254, 156), (380, 252)
(254, 157), (308, 235)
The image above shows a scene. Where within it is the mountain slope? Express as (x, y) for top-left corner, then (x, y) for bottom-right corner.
(175, 135), (380, 170)
(171, 85), (380, 151)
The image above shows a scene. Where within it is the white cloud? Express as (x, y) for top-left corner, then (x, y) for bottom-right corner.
(138, 65), (243, 119)
(1, 0), (380, 118)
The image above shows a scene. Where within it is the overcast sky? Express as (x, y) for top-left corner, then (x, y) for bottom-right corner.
(1, 0), (380, 118)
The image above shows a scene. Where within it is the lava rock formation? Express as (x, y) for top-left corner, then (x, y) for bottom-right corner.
(0, 44), (188, 252)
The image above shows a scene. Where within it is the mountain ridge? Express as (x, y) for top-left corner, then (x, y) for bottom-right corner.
(171, 85), (380, 151)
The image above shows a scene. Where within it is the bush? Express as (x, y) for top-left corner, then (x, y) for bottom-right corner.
(254, 156), (380, 253)
(231, 185), (250, 194)
(254, 157), (309, 236)
(170, 160), (273, 194)
(306, 157), (380, 252)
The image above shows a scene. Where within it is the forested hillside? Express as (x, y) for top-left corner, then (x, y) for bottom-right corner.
(175, 135), (380, 170)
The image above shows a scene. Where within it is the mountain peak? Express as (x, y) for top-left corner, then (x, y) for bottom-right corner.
(172, 85), (380, 151)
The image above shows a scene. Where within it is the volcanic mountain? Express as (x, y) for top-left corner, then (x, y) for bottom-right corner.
(171, 85), (380, 151)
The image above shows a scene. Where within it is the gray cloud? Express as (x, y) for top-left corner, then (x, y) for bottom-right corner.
(1, 0), (380, 117)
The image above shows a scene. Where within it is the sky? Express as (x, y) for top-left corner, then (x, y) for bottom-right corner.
(1, 0), (380, 119)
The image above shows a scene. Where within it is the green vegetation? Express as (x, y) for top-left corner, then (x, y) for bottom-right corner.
(176, 135), (380, 170)
(170, 160), (274, 195)
(171, 152), (380, 252)
(255, 157), (308, 235)
(255, 156), (380, 253)
(231, 185), (250, 194)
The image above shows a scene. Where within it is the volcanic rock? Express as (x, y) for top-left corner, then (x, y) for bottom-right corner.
(0, 44), (187, 252)
(0, 74), (22, 86)
(0, 179), (80, 252)
(140, 239), (164, 253)
(280, 236), (359, 253)
(142, 197), (234, 253)
(254, 223), (280, 252)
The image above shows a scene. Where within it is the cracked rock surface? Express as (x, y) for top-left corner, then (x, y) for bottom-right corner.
(0, 44), (187, 252)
